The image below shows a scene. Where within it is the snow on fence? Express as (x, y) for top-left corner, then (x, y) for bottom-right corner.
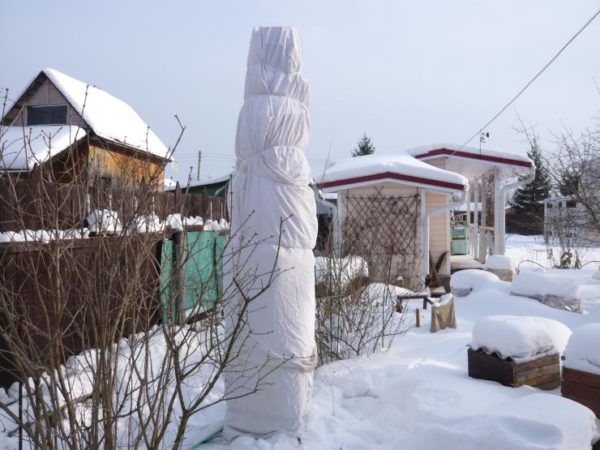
(0, 168), (227, 232)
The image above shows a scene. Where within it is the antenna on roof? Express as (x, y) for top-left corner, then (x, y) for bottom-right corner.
(479, 131), (489, 158)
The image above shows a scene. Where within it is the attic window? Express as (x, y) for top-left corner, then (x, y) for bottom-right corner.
(27, 105), (67, 126)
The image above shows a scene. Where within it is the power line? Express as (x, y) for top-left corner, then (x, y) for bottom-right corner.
(462, 6), (600, 148)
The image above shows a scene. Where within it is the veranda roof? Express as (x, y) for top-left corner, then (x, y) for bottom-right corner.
(407, 143), (534, 179)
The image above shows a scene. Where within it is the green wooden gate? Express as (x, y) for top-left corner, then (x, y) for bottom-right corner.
(160, 230), (227, 322)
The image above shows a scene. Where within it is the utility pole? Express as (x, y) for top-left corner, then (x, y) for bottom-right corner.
(197, 150), (202, 181)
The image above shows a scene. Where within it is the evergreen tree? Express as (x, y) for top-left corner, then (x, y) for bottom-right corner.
(510, 139), (551, 234)
(558, 168), (580, 196)
(351, 133), (376, 157)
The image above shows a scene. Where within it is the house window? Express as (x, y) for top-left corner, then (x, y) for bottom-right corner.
(566, 200), (577, 208)
(27, 105), (68, 125)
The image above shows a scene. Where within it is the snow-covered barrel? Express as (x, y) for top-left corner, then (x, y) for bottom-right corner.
(223, 27), (318, 438)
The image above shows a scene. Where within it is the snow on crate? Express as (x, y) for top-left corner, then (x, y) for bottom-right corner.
(471, 315), (571, 361)
(484, 255), (514, 271)
(511, 271), (582, 313)
(450, 269), (502, 297)
(563, 323), (600, 375)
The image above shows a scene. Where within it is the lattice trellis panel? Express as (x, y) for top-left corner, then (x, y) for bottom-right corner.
(343, 192), (422, 289)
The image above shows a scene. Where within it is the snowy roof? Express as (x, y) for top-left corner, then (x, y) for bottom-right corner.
(0, 125), (87, 171)
(407, 143), (534, 179)
(185, 173), (231, 189)
(2, 68), (169, 163)
(318, 151), (468, 194)
(43, 69), (169, 160)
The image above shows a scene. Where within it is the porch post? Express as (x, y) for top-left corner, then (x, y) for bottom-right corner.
(479, 176), (488, 262)
(494, 169), (505, 254)
(473, 178), (480, 260)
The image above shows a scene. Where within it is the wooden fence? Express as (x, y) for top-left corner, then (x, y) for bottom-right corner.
(0, 169), (227, 232)
(0, 235), (164, 387)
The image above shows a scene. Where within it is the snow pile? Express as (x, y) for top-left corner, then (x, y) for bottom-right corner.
(0, 228), (89, 243)
(315, 255), (369, 287)
(484, 255), (513, 271)
(165, 214), (204, 230)
(450, 269), (501, 297)
(471, 315), (572, 361)
(204, 218), (229, 232)
(86, 209), (122, 234)
(511, 271), (582, 312)
(564, 323), (600, 375)
(133, 213), (164, 233)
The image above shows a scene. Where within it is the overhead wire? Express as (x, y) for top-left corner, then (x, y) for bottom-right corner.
(460, 5), (600, 149)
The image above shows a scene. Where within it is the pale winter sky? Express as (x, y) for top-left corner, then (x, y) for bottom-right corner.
(2, 1), (600, 183)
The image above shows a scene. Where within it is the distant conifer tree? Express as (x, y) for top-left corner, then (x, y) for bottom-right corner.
(351, 133), (376, 157)
(510, 140), (551, 234)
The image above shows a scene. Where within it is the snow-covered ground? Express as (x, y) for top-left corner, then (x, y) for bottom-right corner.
(204, 235), (600, 449)
(2, 235), (600, 449)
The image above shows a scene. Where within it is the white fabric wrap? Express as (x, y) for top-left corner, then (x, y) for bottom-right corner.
(223, 26), (318, 438)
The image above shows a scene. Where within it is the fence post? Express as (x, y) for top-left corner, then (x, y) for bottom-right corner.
(173, 230), (187, 325)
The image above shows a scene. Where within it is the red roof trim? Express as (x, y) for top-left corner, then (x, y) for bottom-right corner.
(413, 148), (533, 168)
(318, 171), (465, 191)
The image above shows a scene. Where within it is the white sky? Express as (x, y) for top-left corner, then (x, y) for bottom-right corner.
(2, 1), (600, 183)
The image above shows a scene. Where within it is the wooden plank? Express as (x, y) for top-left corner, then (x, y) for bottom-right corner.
(515, 363), (560, 383)
(468, 348), (515, 387)
(515, 372), (561, 389)
(516, 353), (559, 372)
(563, 367), (600, 389)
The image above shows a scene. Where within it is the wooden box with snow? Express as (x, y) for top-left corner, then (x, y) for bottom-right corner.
(561, 324), (600, 418)
(468, 316), (570, 390)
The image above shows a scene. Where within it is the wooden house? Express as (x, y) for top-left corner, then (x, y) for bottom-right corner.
(318, 144), (534, 290)
(0, 68), (170, 190)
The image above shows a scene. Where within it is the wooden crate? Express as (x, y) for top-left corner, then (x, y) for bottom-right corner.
(561, 367), (600, 418)
(468, 348), (560, 390)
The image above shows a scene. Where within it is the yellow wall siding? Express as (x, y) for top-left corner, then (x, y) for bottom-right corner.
(88, 144), (165, 189)
(426, 191), (450, 275)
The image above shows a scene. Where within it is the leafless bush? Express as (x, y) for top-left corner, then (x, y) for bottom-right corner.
(315, 225), (408, 366)
(0, 110), (281, 449)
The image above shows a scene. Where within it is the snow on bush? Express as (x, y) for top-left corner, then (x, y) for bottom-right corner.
(563, 323), (600, 375)
(86, 209), (122, 234)
(484, 255), (514, 271)
(450, 269), (501, 297)
(471, 315), (572, 361)
(511, 271), (581, 312)
(315, 255), (369, 287)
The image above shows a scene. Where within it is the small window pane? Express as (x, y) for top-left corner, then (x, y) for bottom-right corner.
(27, 105), (67, 125)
